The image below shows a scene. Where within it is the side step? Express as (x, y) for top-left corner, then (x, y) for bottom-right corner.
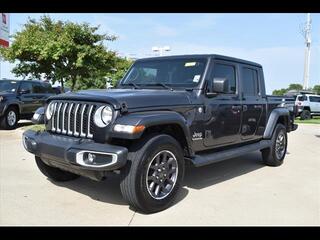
(191, 140), (271, 167)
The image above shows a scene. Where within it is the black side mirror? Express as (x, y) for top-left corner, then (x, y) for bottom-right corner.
(206, 78), (229, 97)
(31, 107), (45, 124)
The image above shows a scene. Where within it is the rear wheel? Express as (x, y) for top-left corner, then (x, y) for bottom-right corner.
(0, 106), (19, 130)
(300, 109), (311, 120)
(35, 156), (80, 182)
(261, 123), (287, 166)
(120, 134), (185, 213)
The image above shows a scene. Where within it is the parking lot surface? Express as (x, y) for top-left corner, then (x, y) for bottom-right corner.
(0, 122), (319, 225)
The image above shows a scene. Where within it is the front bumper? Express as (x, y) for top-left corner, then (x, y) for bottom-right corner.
(23, 130), (128, 180)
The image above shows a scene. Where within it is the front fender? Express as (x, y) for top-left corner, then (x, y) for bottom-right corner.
(110, 111), (191, 140)
(263, 108), (289, 139)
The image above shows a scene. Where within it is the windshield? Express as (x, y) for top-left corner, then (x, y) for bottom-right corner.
(121, 58), (207, 88)
(0, 80), (18, 93)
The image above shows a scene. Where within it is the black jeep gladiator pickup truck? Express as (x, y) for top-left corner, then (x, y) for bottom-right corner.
(0, 79), (55, 129)
(23, 54), (298, 213)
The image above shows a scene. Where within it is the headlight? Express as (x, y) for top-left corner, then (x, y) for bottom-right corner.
(93, 105), (113, 128)
(45, 102), (55, 120)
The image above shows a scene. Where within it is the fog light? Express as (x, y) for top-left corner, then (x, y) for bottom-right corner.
(87, 153), (96, 163)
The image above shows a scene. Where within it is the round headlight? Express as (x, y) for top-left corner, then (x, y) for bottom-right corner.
(45, 102), (55, 120)
(94, 105), (113, 128)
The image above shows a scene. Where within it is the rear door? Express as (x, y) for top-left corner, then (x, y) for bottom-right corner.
(309, 96), (320, 112)
(240, 65), (264, 140)
(32, 82), (53, 107)
(18, 81), (35, 114)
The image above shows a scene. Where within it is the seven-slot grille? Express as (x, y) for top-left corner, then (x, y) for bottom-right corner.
(48, 101), (97, 139)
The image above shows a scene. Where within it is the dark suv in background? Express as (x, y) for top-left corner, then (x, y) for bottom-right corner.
(0, 79), (55, 129)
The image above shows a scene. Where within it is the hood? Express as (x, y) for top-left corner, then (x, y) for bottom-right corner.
(50, 88), (192, 110)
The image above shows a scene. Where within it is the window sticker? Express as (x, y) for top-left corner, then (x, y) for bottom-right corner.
(185, 62), (196, 67)
(193, 75), (201, 82)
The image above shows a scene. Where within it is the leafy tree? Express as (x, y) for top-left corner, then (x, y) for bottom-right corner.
(0, 16), (117, 92)
(288, 83), (303, 91)
(72, 57), (133, 90)
(105, 57), (133, 86)
(272, 88), (287, 96)
(313, 85), (320, 95)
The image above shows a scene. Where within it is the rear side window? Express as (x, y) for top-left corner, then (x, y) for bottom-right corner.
(32, 82), (46, 93)
(213, 63), (236, 94)
(309, 96), (320, 102)
(242, 67), (259, 96)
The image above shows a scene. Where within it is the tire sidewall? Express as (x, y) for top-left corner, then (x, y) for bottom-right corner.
(271, 124), (287, 163)
(132, 135), (185, 212)
(2, 107), (18, 129)
(301, 110), (311, 120)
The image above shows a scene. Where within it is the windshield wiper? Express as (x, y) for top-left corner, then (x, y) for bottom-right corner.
(144, 83), (173, 91)
(122, 83), (140, 89)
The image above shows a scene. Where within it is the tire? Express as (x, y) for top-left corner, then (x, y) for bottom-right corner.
(35, 156), (80, 182)
(120, 134), (185, 214)
(261, 123), (287, 167)
(0, 106), (19, 130)
(300, 110), (311, 120)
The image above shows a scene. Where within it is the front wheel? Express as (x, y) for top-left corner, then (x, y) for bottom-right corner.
(261, 123), (287, 166)
(0, 107), (19, 130)
(120, 134), (185, 214)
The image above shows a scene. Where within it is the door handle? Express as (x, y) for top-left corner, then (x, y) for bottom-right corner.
(254, 105), (262, 109)
(232, 105), (242, 110)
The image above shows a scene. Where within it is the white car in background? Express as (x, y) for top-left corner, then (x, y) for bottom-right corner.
(295, 94), (320, 120)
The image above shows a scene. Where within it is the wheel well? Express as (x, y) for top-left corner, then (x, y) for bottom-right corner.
(7, 104), (20, 116)
(277, 115), (288, 131)
(141, 124), (191, 157)
(303, 106), (311, 111)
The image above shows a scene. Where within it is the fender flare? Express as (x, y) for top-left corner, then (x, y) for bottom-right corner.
(110, 110), (193, 153)
(1, 100), (21, 116)
(263, 108), (289, 139)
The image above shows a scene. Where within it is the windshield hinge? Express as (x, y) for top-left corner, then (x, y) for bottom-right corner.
(120, 102), (128, 114)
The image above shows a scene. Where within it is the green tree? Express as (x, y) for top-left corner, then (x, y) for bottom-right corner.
(313, 85), (320, 95)
(272, 88), (287, 96)
(0, 16), (117, 92)
(288, 83), (303, 91)
(73, 56), (133, 90)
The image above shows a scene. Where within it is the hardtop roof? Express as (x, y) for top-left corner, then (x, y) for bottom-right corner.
(136, 54), (262, 68)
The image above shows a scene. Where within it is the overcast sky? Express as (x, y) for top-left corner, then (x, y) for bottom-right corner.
(1, 13), (320, 93)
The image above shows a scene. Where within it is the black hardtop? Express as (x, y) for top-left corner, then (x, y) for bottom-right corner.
(135, 54), (262, 68)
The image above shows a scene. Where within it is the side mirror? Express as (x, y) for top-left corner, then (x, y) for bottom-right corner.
(31, 107), (45, 124)
(206, 78), (229, 97)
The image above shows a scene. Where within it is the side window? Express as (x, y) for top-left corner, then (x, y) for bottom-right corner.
(242, 67), (259, 96)
(19, 82), (32, 93)
(41, 83), (54, 93)
(309, 97), (316, 102)
(213, 63), (236, 94)
(32, 82), (45, 93)
(310, 96), (320, 103)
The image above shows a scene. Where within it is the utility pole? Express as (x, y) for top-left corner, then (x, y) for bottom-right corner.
(302, 13), (312, 90)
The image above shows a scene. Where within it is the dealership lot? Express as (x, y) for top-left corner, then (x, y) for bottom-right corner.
(0, 122), (319, 225)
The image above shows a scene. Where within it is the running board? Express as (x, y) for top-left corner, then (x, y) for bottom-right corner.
(191, 140), (272, 167)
